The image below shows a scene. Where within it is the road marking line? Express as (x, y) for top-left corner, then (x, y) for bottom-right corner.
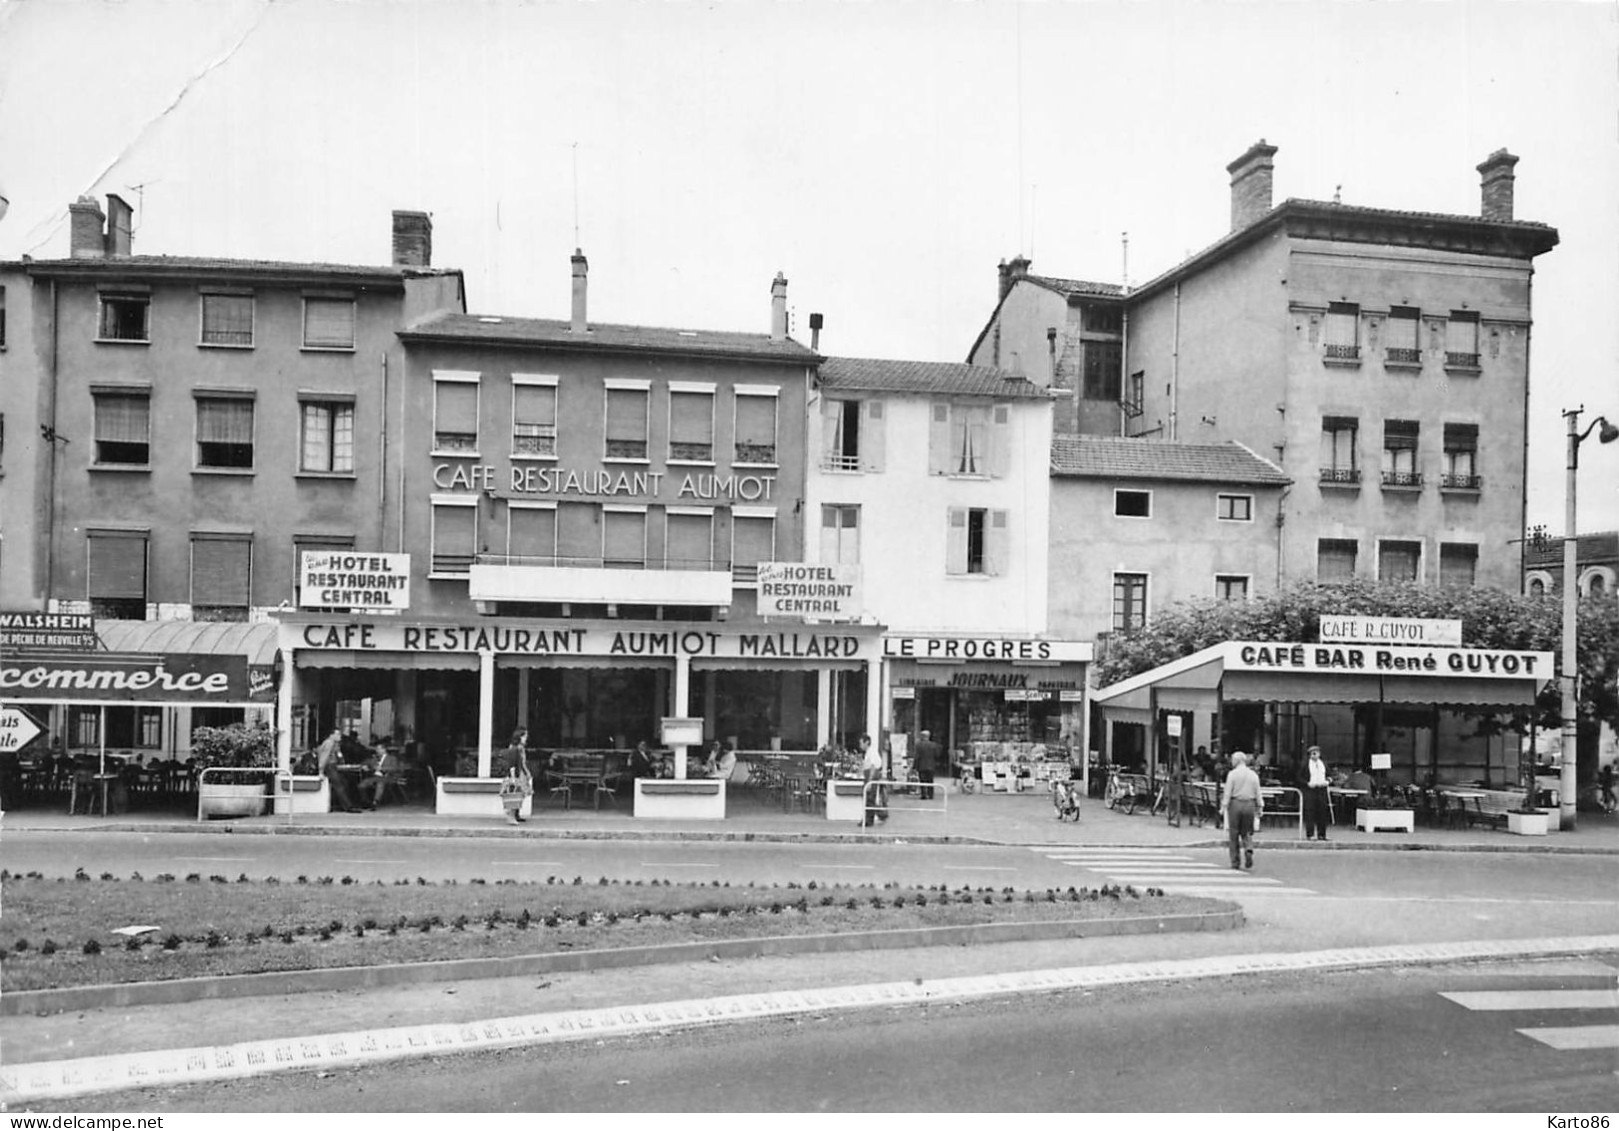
(644, 862), (718, 868)
(488, 861), (566, 867)
(174, 857), (254, 863)
(1152, 886), (1317, 897)
(1516, 1025), (1619, 1050)
(815, 865), (875, 870)
(333, 860), (410, 865)
(1442, 990), (1619, 1011)
(942, 866), (1016, 872)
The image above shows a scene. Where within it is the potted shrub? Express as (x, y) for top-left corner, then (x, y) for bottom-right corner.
(191, 722), (276, 819)
(1508, 744), (1551, 835)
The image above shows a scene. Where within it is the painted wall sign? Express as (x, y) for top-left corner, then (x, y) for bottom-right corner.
(756, 562), (862, 620)
(1223, 641), (1552, 681)
(0, 611), (98, 652)
(300, 553), (412, 610)
(433, 462), (776, 502)
(0, 653), (264, 702)
(1318, 616), (1463, 647)
(883, 636), (1093, 663)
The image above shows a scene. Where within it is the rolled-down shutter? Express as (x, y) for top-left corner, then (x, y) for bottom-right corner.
(88, 534), (147, 599)
(508, 506), (556, 562)
(304, 298), (355, 348)
(192, 537), (251, 606)
(731, 516), (774, 567)
(665, 512), (714, 569)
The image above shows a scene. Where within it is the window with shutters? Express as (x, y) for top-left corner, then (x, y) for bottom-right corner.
(302, 296), (355, 350)
(191, 535), (252, 621)
(1324, 302), (1360, 362)
(1123, 371), (1145, 418)
(668, 387), (715, 462)
(1439, 543), (1478, 588)
(1442, 423), (1480, 490)
(731, 513), (775, 583)
(93, 391), (150, 466)
(1377, 539), (1422, 583)
(1385, 306), (1421, 367)
(293, 535), (355, 608)
(1381, 420), (1421, 489)
(603, 508), (646, 568)
(605, 384), (649, 461)
(929, 402), (1008, 478)
(430, 497), (477, 576)
(433, 372), (480, 454)
(665, 509), (715, 570)
(1114, 489), (1152, 518)
(821, 398), (886, 472)
(950, 404), (991, 475)
(506, 503), (557, 565)
(87, 531), (148, 619)
(1320, 416), (1360, 484)
(98, 293), (149, 342)
(511, 377), (557, 458)
(1111, 572), (1147, 631)
(299, 400), (355, 474)
(195, 395), (255, 469)
(1082, 341), (1122, 400)
(734, 390), (778, 465)
(946, 507), (1008, 576)
(820, 505), (860, 565)
(1445, 310), (1480, 369)
(1317, 539), (1358, 582)
(1215, 574), (1250, 601)
(1216, 494), (1253, 522)
(199, 292), (254, 348)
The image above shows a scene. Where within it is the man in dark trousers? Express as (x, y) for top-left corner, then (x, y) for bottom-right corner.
(913, 729), (941, 801)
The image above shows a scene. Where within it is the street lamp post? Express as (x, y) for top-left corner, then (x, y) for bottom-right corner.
(1558, 406), (1618, 832)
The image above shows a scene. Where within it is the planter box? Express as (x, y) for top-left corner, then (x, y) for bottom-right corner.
(273, 774), (330, 815)
(196, 780), (271, 821)
(825, 779), (869, 822)
(1356, 808), (1414, 833)
(435, 777), (531, 819)
(633, 778), (725, 820)
(1507, 810), (1549, 836)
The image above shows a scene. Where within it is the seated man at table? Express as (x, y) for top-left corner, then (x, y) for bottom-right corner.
(704, 741), (737, 780)
(629, 741), (662, 780)
(357, 741), (407, 809)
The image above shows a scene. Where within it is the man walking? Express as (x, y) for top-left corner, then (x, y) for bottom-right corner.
(1221, 751), (1264, 871)
(1302, 745), (1331, 841)
(913, 729), (940, 801)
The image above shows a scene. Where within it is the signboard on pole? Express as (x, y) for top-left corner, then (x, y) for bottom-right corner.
(0, 706), (42, 753)
(299, 552), (411, 610)
(756, 562), (862, 621)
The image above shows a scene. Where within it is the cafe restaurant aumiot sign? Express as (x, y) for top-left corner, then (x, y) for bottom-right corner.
(288, 620), (877, 660)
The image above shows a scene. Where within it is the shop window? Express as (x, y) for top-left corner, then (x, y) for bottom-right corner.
(1318, 538), (1358, 582)
(1324, 302), (1359, 361)
(199, 292), (254, 347)
(1217, 493), (1253, 522)
(1215, 574), (1250, 601)
(605, 384), (649, 461)
(1112, 572), (1148, 632)
(507, 502), (557, 565)
(430, 496), (477, 576)
(1378, 539), (1422, 582)
(87, 531), (148, 619)
(303, 296), (355, 350)
(1445, 310), (1480, 368)
(1114, 489), (1151, 518)
(1381, 420), (1421, 488)
(1320, 416), (1359, 484)
(69, 706), (100, 747)
(300, 400), (354, 473)
(603, 508), (646, 568)
(1439, 543), (1478, 588)
(665, 509), (715, 570)
(191, 535), (252, 621)
(1082, 340), (1122, 400)
(93, 391), (150, 466)
(820, 505), (860, 565)
(293, 535), (355, 608)
(102, 706), (163, 749)
(668, 386), (715, 462)
(1442, 423), (1480, 489)
(433, 371), (480, 454)
(195, 395), (255, 469)
(512, 376), (557, 458)
(734, 389), (778, 465)
(947, 507), (1007, 576)
(822, 397), (884, 472)
(98, 292), (149, 342)
(929, 402), (1008, 477)
(1385, 306), (1421, 366)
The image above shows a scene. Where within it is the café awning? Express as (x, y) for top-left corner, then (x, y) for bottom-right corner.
(0, 620), (279, 706)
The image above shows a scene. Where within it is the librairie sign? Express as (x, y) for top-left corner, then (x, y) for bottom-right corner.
(1225, 641), (1553, 681)
(1318, 616), (1463, 647)
(300, 553), (411, 610)
(756, 562), (862, 620)
(0, 612), (98, 652)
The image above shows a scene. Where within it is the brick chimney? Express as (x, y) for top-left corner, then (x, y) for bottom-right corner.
(570, 249), (588, 333)
(69, 196), (106, 258)
(998, 255), (1031, 302)
(105, 194), (133, 257)
(770, 271), (788, 342)
(1477, 149), (1519, 222)
(1226, 139), (1279, 231)
(392, 210), (433, 267)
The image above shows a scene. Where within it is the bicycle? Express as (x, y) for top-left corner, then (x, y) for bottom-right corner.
(957, 763), (977, 794)
(1050, 777), (1081, 822)
(1103, 773), (1135, 814)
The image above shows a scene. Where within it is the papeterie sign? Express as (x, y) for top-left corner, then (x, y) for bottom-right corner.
(756, 562), (862, 620)
(0, 612), (98, 652)
(300, 552), (411, 610)
(1318, 616), (1463, 647)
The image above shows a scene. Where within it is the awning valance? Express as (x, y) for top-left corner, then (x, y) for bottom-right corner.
(293, 650), (479, 672)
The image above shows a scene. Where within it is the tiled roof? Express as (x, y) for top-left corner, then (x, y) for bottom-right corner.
(819, 356), (1050, 399)
(1050, 435), (1290, 485)
(1024, 274), (1126, 298)
(10, 255), (454, 283)
(401, 312), (819, 362)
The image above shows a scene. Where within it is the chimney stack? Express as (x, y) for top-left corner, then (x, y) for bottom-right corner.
(69, 196), (106, 258)
(770, 271), (788, 341)
(105, 194), (133, 257)
(998, 255), (1031, 302)
(570, 249), (589, 333)
(809, 312), (823, 351)
(1477, 149), (1519, 222)
(1226, 139), (1279, 231)
(392, 210), (433, 267)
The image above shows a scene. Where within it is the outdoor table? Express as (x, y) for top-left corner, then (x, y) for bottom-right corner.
(1328, 787), (1367, 825)
(68, 772), (120, 817)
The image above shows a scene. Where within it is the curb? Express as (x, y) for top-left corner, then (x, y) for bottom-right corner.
(0, 909), (1243, 1017)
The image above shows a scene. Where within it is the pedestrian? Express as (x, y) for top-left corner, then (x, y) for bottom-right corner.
(913, 729), (940, 801)
(316, 727), (361, 813)
(1600, 762), (1616, 814)
(1221, 751), (1264, 871)
(859, 735), (887, 826)
(1302, 744), (1331, 841)
(494, 728), (532, 824)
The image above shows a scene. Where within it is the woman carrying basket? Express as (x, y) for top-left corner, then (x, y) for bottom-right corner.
(495, 728), (532, 824)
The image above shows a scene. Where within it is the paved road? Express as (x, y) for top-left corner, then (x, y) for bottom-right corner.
(81, 953), (1619, 1112)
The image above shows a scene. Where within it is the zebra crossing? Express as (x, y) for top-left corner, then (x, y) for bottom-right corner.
(1440, 972), (1619, 1056)
(1032, 845), (1317, 898)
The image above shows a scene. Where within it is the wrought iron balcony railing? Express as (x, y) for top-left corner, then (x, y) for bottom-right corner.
(1385, 347), (1422, 365)
(1440, 473), (1483, 491)
(1380, 470), (1424, 489)
(1319, 467), (1361, 485)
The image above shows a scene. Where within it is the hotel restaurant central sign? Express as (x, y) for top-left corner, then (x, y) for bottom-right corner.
(756, 562), (861, 621)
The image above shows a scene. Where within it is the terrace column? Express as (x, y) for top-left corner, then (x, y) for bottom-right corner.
(477, 650), (495, 777)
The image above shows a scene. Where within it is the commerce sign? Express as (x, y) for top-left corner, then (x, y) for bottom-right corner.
(756, 562), (862, 621)
(0, 611), (98, 652)
(0, 652), (265, 703)
(300, 552), (411, 610)
(1318, 616), (1463, 647)
(1224, 641), (1553, 682)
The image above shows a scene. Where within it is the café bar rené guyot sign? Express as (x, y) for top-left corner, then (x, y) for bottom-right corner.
(300, 552), (411, 611)
(756, 562), (862, 621)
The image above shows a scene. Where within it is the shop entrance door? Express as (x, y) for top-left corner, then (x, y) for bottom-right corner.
(916, 689), (954, 773)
